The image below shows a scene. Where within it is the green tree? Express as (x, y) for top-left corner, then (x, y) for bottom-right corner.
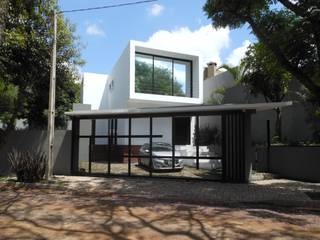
(203, 0), (320, 104)
(0, 79), (18, 128)
(219, 63), (248, 85)
(135, 61), (185, 96)
(208, 63), (249, 105)
(0, 0), (83, 129)
(241, 42), (292, 139)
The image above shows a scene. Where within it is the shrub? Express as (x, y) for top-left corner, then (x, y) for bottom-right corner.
(8, 149), (47, 182)
(194, 125), (221, 146)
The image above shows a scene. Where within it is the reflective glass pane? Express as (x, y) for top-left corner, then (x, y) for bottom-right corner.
(135, 54), (153, 94)
(174, 61), (191, 97)
(153, 57), (173, 95)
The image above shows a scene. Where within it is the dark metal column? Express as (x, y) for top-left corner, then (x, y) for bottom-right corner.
(222, 111), (252, 182)
(195, 115), (200, 170)
(71, 117), (79, 174)
(267, 120), (271, 172)
(149, 117), (153, 177)
(171, 116), (175, 170)
(89, 119), (95, 174)
(114, 119), (118, 145)
(221, 114), (226, 181)
(107, 118), (112, 175)
(128, 118), (132, 176)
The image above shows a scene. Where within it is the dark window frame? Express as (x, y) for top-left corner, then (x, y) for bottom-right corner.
(135, 51), (193, 97)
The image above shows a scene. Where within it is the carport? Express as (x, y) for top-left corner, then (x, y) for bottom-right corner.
(66, 102), (292, 183)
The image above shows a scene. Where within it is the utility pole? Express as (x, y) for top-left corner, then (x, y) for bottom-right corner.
(46, 10), (57, 180)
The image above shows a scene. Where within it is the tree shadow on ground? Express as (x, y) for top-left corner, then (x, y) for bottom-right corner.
(0, 184), (320, 240)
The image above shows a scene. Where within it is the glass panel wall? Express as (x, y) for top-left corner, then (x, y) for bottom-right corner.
(174, 61), (191, 97)
(135, 54), (153, 94)
(135, 53), (192, 97)
(153, 57), (173, 95)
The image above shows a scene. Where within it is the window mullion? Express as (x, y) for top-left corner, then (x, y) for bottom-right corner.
(172, 59), (174, 96)
(152, 56), (154, 94)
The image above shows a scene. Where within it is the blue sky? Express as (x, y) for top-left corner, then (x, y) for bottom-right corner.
(58, 0), (256, 74)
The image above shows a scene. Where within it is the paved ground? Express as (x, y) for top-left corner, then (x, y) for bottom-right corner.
(57, 176), (320, 205)
(0, 176), (320, 239)
(80, 162), (222, 180)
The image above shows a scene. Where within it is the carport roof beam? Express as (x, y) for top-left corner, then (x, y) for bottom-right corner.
(65, 101), (293, 119)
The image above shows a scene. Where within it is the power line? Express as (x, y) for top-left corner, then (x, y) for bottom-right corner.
(60, 0), (157, 13)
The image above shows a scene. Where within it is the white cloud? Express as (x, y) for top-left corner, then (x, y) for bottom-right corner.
(86, 23), (106, 37)
(226, 40), (251, 66)
(144, 24), (230, 66)
(148, 3), (164, 16)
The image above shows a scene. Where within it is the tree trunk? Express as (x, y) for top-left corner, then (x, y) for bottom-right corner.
(275, 107), (282, 141)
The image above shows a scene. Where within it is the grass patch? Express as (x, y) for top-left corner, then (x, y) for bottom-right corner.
(0, 175), (9, 182)
(0, 176), (17, 184)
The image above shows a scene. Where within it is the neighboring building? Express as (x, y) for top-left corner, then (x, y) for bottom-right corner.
(202, 63), (317, 143)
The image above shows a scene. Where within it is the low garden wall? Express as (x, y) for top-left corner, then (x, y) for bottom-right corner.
(0, 130), (71, 175)
(254, 146), (320, 182)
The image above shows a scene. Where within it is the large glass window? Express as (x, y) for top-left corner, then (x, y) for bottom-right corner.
(135, 54), (153, 94)
(135, 53), (192, 97)
(174, 61), (191, 97)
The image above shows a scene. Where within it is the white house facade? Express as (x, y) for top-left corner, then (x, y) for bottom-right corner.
(79, 40), (203, 154)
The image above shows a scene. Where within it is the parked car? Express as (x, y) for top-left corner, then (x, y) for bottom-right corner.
(138, 142), (184, 170)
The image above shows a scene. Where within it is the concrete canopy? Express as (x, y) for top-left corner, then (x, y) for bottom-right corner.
(66, 101), (292, 119)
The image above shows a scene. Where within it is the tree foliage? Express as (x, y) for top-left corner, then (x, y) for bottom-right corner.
(135, 61), (185, 96)
(219, 63), (249, 85)
(0, 79), (18, 127)
(242, 42), (293, 139)
(204, 0), (320, 103)
(241, 42), (292, 103)
(0, 0), (83, 129)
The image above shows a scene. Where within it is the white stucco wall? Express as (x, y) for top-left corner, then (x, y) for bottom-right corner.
(82, 41), (203, 147)
(82, 73), (108, 110)
(88, 40), (203, 112)
(129, 40), (203, 107)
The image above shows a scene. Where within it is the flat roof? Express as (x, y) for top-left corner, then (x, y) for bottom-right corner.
(65, 101), (293, 119)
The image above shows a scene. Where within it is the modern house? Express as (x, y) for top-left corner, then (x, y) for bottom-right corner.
(66, 40), (292, 182)
(79, 40), (203, 159)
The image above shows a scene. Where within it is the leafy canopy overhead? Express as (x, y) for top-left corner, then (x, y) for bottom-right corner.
(0, 0), (84, 129)
(204, 0), (320, 103)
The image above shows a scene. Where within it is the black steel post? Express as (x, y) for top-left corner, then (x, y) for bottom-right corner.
(172, 116), (175, 170)
(196, 115), (199, 170)
(107, 118), (113, 175)
(89, 119), (95, 174)
(115, 119), (118, 145)
(149, 117), (153, 177)
(71, 118), (79, 174)
(128, 118), (132, 176)
(91, 119), (96, 145)
(89, 136), (92, 174)
(221, 113), (226, 181)
(267, 119), (271, 172)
